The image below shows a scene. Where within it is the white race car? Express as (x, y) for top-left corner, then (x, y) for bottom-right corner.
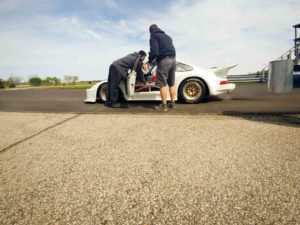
(84, 61), (236, 104)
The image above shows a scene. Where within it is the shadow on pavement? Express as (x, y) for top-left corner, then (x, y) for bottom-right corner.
(126, 96), (224, 109)
(222, 112), (300, 128)
(199, 96), (223, 103)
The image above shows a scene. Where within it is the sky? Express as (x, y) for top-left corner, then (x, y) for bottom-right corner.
(0, 0), (299, 81)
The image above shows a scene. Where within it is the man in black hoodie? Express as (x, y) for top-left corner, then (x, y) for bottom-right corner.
(106, 50), (146, 108)
(148, 24), (176, 112)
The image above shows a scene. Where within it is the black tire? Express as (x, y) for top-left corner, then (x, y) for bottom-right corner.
(97, 83), (125, 103)
(97, 83), (107, 103)
(178, 78), (206, 103)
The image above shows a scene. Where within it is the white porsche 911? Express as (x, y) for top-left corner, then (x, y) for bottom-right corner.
(84, 61), (236, 104)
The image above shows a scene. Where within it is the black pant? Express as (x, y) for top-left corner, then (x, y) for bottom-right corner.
(106, 65), (124, 104)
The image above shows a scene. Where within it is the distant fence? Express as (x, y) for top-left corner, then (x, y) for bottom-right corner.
(228, 74), (267, 83)
(228, 73), (300, 83)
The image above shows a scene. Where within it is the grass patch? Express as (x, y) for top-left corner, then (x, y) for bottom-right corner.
(57, 81), (99, 89)
(57, 85), (94, 89)
(2, 81), (100, 90)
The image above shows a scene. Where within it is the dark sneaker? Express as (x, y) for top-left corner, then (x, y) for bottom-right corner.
(167, 101), (176, 109)
(153, 104), (168, 112)
(109, 103), (121, 108)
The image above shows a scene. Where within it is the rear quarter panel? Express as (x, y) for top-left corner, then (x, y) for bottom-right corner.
(175, 67), (218, 96)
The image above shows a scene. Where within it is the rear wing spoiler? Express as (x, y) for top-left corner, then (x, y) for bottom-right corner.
(210, 65), (237, 79)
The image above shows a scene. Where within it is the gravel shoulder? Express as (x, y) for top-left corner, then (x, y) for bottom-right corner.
(0, 113), (300, 225)
(0, 112), (76, 151)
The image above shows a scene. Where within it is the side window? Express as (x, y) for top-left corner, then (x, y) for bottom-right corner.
(176, 63), (193, 72)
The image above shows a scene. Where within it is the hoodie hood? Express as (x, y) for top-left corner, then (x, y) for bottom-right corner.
(152, 28), (165, 34)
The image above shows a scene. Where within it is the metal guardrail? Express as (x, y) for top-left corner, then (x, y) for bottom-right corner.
(227, 48), (296, 83)
(228, 73), (300, 83)
(261, 46), (298, 78)
(228, 74), (267, 83)
(234, 42), (300, 83)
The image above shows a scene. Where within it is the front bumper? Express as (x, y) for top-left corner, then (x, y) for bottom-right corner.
(84, 88), (97, 103)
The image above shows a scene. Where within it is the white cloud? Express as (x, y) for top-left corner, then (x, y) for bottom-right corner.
(0, 14), (145, 80)
(141, 0), (299, 72)
(0, 0), (58, 14)
(0, 0), (299, 80)
(105, 0), (117, 8)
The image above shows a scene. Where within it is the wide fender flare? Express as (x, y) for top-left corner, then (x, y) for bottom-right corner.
(175, 74), (211, 96)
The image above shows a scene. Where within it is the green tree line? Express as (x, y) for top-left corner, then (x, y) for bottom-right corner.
(0, 75), (80, 88)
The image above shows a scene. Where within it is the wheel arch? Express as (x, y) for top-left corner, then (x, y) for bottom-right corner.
(177, 76), (210, 96)
(96, 82), (107, 102)
(96, 82), (125, 103)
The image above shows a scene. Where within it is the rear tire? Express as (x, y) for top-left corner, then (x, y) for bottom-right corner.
(178, 78), (206, 103)
(97, 83), (107, 103)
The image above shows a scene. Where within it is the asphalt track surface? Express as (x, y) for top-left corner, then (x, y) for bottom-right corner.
(0, 83), (300, 114)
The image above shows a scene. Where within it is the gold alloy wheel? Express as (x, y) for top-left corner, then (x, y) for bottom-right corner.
(183, 81), (202, 101)
(100, 84), (107, 101)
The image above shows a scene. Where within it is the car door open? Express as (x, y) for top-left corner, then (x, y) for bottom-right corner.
(127, 69), (136, 97)
(127, 58), (141, 97)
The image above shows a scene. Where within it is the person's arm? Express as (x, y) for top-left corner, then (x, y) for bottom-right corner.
(148, 35), (159, 63)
